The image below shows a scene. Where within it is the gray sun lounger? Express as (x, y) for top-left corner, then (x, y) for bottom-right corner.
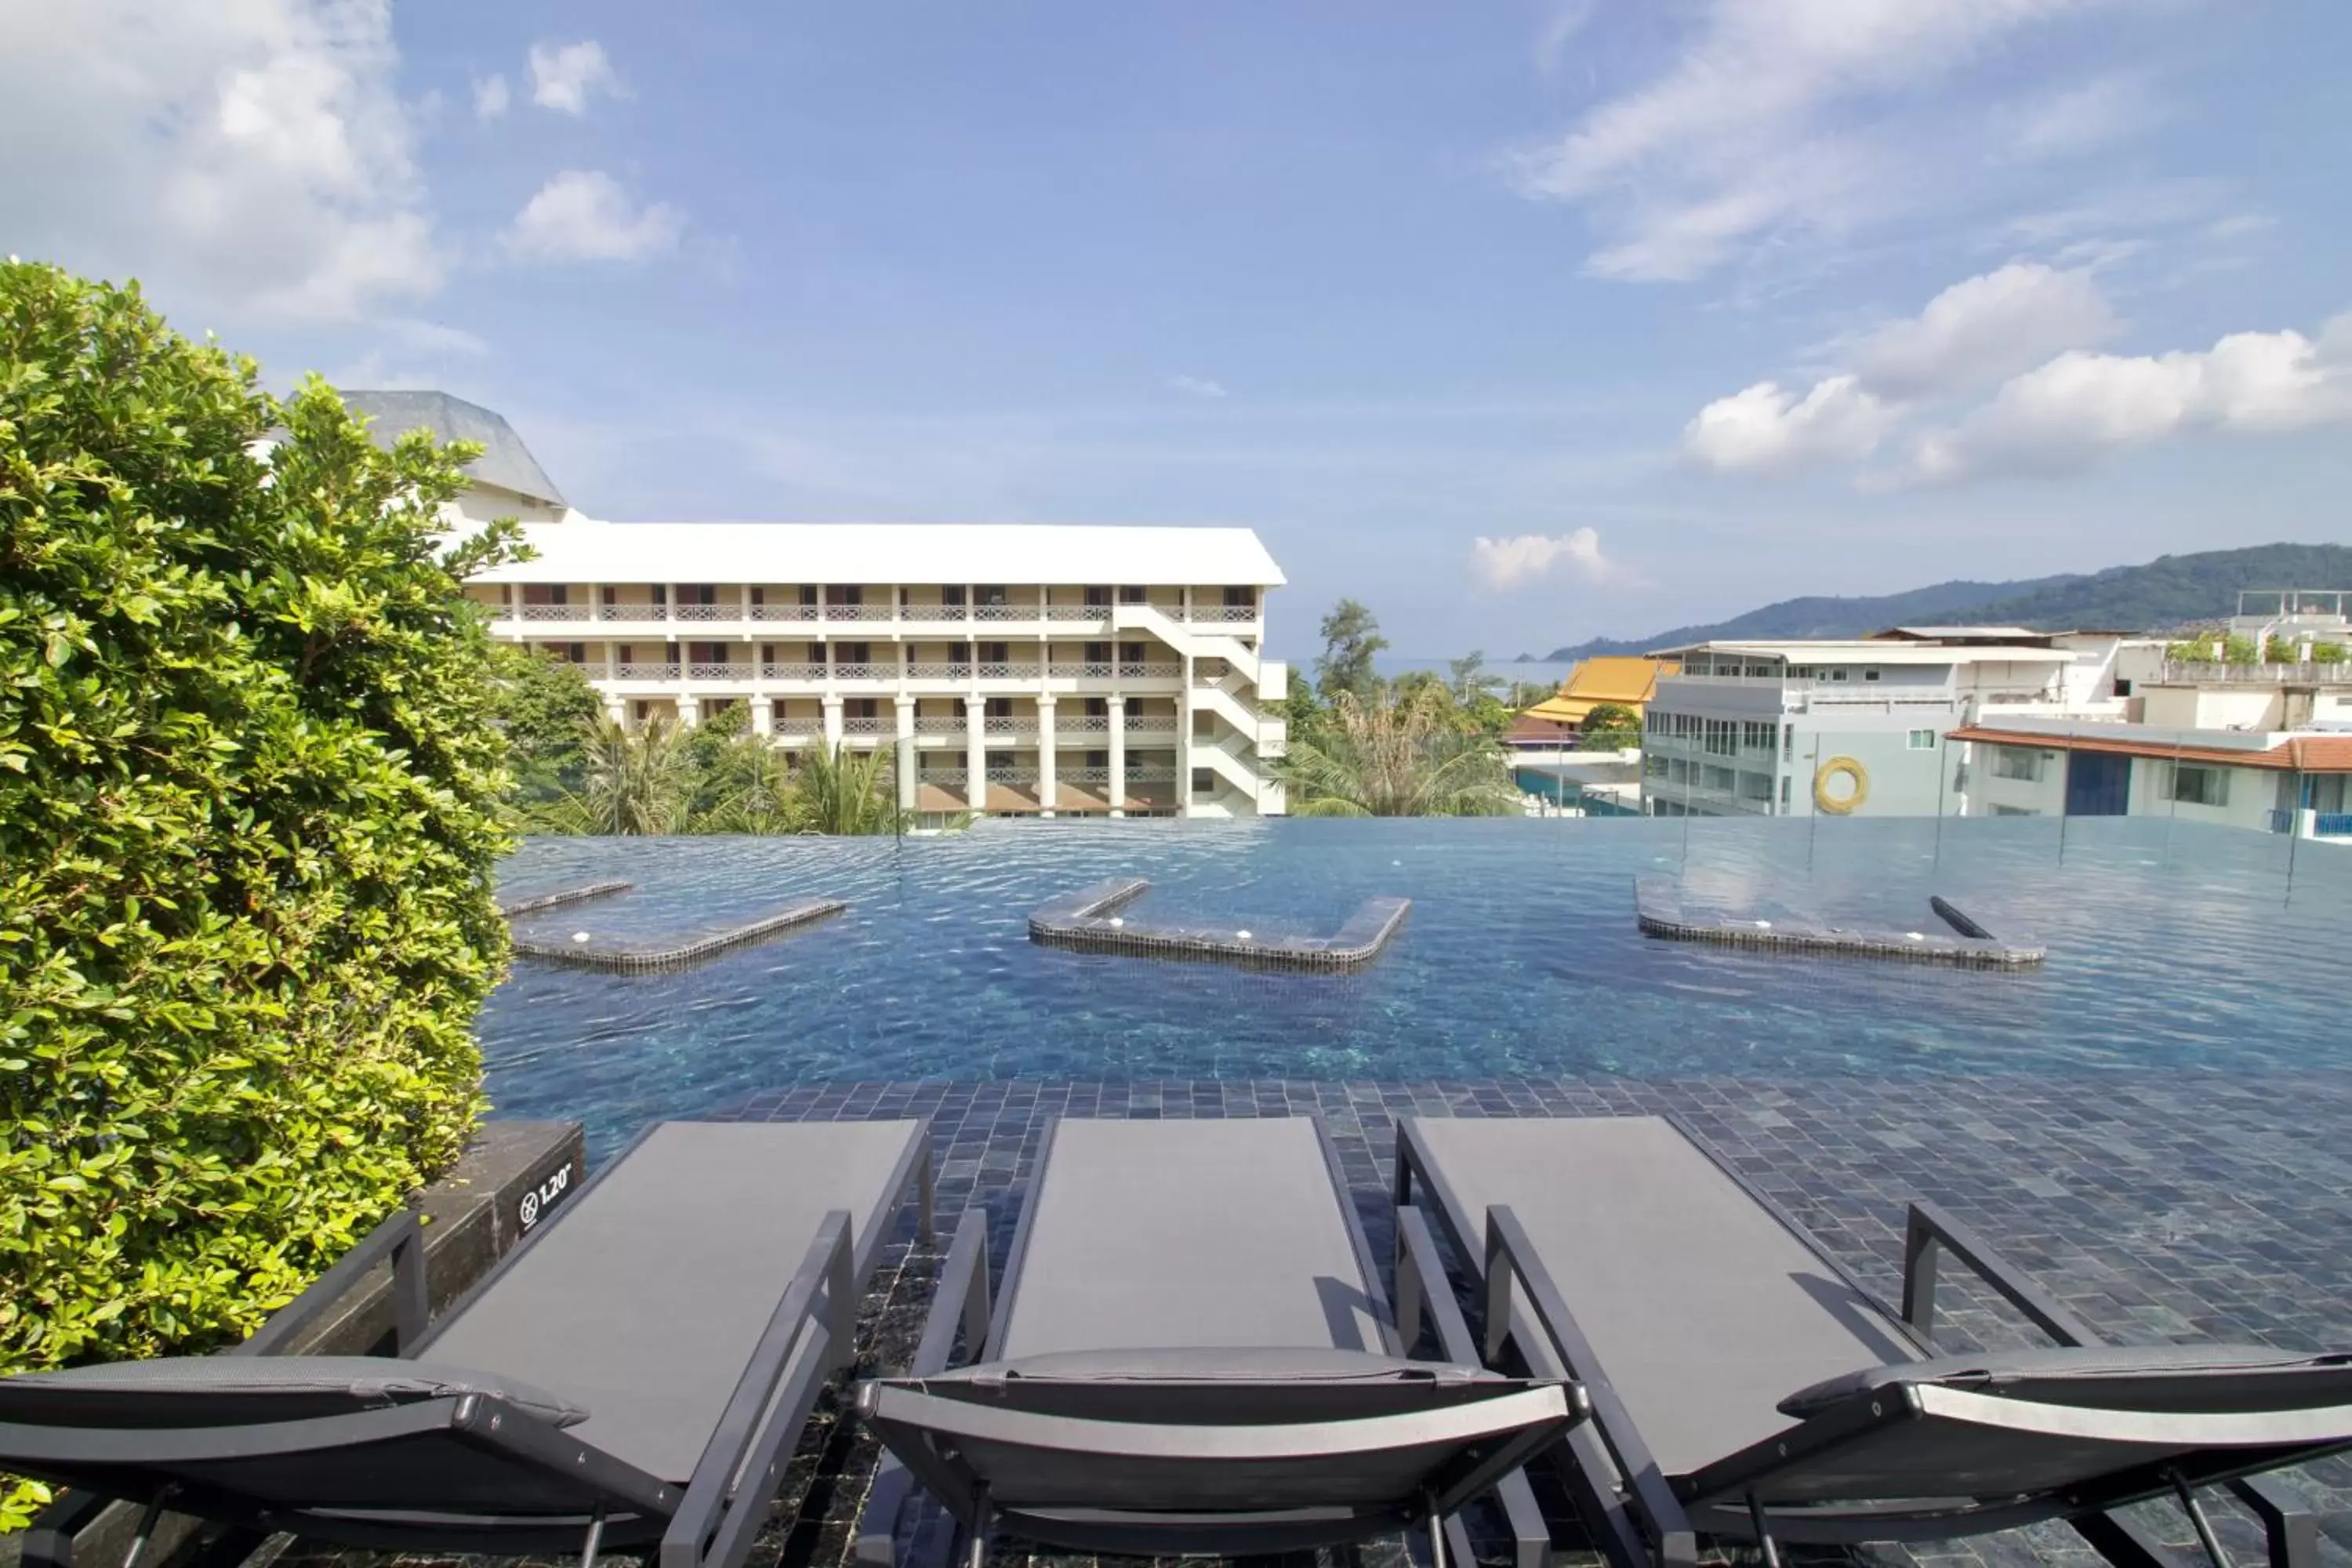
(856, 1116), (1580, 1567)
(0, 1120), (934, 1568)
(1396, 1115), (2352, 1568)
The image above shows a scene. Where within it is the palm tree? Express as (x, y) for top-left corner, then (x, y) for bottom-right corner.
(792, 742), (909, 835)
(532, 716), (695, 834)
(1278, 684), (1522, 817)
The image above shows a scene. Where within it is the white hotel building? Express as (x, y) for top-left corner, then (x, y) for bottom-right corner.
(354, 391), (1293, 821)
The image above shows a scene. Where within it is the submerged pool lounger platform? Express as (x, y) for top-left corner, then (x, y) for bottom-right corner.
(497, 879), (633, 919)
(512, 897), (849, 973)
(1029, 878), (1410, 971)
(1634, 875), (2045, 968)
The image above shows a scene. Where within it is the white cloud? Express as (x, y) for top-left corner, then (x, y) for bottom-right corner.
(1849, 263), (2122, 397)
(1682, 376), (1893, 473)
(1168, 375), (1228, 399)
(1508, 0), (2117, 281)
(503, 170), (684, 263)
(2000, 72), (2154, 161)
(528, 39), (618, 115)
(474, 73), (510, 121)
(1534, 0), (1601, 75)
(1899, 314), (2352, 485)
(0, 0), (441, 323)
(1470, 528), (1619, 590)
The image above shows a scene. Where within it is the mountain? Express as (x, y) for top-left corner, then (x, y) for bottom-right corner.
(1533, 543), (2352, 662)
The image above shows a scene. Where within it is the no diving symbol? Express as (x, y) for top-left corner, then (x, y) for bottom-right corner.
(518, 1163), (571, 1232)
(519, 1189), (541, 1229)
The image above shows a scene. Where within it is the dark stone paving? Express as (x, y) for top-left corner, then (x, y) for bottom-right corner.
(282, 1073), (2352, 1568)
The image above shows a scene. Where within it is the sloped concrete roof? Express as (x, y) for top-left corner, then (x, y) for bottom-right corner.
(337, 389), (565, 507)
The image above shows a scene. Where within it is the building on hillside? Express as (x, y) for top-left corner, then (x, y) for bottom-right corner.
(1638, 630), (2143, 818)
(1949, 606), (2352, 840)
(1951, 721), (2352, 839)
(345, 390), (1294, 822)
(1505, 656), (1679, 748)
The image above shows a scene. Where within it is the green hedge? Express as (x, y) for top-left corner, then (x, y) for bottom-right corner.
(0, 265), (522, 1526)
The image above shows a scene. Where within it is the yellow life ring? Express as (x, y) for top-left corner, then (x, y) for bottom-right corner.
(1813, 756), (1869, 815)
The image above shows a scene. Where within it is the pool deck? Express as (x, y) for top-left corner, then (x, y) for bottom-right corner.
(280, 1072), (2352, 1568)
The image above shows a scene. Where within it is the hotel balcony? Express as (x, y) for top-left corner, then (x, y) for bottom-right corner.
(478, 589), (1265, 637)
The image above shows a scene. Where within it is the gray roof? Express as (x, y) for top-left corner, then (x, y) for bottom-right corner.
(336, 390), (564, 507)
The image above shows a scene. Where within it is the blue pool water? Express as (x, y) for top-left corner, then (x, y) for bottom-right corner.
(484, 817), (2350, 1148)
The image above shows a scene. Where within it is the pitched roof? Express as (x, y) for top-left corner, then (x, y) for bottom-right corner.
(336, 390), (566, 507)
(1515, 656), (1678, 728)
(1952, 724), (2352, 773)
(469, 519), (1287, 587)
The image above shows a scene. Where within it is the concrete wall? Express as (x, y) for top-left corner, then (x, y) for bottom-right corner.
(1784, 717), (1958, 816)
(1967, 741), (2071, 815)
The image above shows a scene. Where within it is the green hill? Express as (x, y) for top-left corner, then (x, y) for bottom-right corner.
(1535, 543), (2352, 662)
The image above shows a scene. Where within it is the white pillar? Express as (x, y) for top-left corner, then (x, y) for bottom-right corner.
(895, 696), (917, 811)
(603, 695), (627, 729)
(1108, 697), (1127, 819)
(822, 696), (844, 750)
(1038, 696), (1058, 815)
(965, 697), (989, 816)
(751, 700), (773, 738)
(1176, 657), (1194, 812)
(677, 697), (700, 728)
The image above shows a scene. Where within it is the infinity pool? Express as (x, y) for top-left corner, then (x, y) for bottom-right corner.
(483, 817), (2349, 1147)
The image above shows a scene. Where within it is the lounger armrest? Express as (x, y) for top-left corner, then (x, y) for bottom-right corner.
(1901, 1200), (2100, 1349)
(1482, 1205), (1696, 1566)
(913, 1210), (992, 1377)
(661, 1210), (855, 1568)
(238, 1208), (428, 1359)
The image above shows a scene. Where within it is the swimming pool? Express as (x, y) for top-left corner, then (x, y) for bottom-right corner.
(483, 816), (2349, 1148)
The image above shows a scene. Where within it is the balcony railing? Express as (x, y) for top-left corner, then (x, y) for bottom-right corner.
(518, 603), (590, 621)
(822, 604), (892, 620)
(984, 766), (1029, 783)
(1127, 765), (1178, 782)
(1064, 767), (1110, 784)
(750, 604), (818, 622)
(901, 604), (968, 622)
(673, 604), (733, 621)
(1060, 716), (1109, 733)
(913, 716), (964, 735)
(1125, 716), (1179, 733)
(688, 662), (753, 681)
(840, 717), (887, 735)
(972, 603), (1025, 621)
(760, 662), (825, 681)
(597, 604), (670, 620)
(830, 663), (883, 681)
(1186, 605), (1259, 622)
(2158, 659), (2352, 685)
(613, 662), (680, 679)
(1046, 604), (1113, 621)
(984, 721), (1036, 739)
(2319, 813), (2352, 837)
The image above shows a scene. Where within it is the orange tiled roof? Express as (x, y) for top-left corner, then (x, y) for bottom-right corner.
(1951, 725), (2352, 773)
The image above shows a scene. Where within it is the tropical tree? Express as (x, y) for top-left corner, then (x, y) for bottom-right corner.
(1447, 649), (1501, 705)
(1278, 683), (1521, 817)
(793, 741), (909, 835)
(485, 642), (601, 802)
(1314, 597), (1388, 702)
(1579, 702), (1642, 750)
(535, 717), (695, 834)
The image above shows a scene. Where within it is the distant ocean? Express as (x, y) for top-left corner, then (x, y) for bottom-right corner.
(1372, 654), (1578, 689)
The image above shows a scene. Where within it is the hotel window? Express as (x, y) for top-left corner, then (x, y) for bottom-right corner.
(986, 750), (1013, 770)
(1863, 666), (1881, 681)
(943, 585), (967, 606)
(682, 585), (717, 605)
(1119, 585), (1147, 603)
(1782, 724), (1795, 761)
(1780, 776), (1791, 808)
(1087, 750), (1109, 768)
(564, 642), (586, 663)
(985, 697), (1014, 718)
(1223, 586), (1257, 608)
(976, 584), (1009, 606)
(847, 698), (878, 719)
(601, 586), (617, 606)
(1991, 747), (2045, 782)
(1828, 668), (1849, 682)
(825, 584), (863, 606)
(1191, 768), (1218, 793)
(2166, 763), (2231, 808)
(1084, 586), (1112, 607)
(1740, 721), (1775, 751)
(1643, 754), (1666, 777)
(981, 641), (1011, 663)
(1907, 728), (1937, 750)
(1120, 641), (1145, 664)
(799, 585), (820, 607)
(1991, 804), (2038, 817)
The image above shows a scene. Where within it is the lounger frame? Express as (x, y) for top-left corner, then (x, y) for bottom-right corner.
(860, 1115), (1565, 1566)
(17, 1119), (935, 1568)
(1397, 1113), (2332, 1568)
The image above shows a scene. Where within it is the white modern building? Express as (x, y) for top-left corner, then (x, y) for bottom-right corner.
(348, 391), (1293, 822)
(1952, 604), (2352, 840)
(1638, 629), (2144, 818)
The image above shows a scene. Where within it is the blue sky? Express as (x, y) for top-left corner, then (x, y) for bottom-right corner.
(5, 2), (2350, 660)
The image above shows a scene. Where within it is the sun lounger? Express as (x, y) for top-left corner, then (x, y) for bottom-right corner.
(1, 1120), (934, 1568)
(1396, 1114), (2352, 1568)
(857, 1116), (1578, 1567)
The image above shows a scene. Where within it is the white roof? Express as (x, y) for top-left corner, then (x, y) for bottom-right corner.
(1664, 640), (2075, 665)
(469, 521), (1287, 588)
